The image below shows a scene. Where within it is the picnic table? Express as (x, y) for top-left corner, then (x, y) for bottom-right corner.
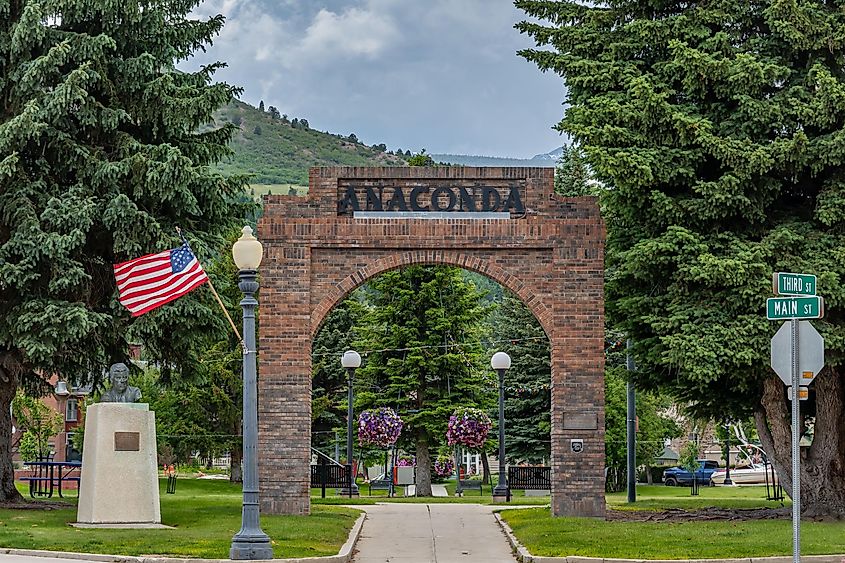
(20, 459), (82, 498)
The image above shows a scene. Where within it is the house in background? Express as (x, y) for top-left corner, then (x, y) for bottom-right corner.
(11, 374), (90, 463)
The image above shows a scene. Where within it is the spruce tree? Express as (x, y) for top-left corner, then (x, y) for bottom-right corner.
(0, 1), (245, 501)
(491, 293), (551, 464)
(517, 0), (845, 515)
(354, 266), (491, 496)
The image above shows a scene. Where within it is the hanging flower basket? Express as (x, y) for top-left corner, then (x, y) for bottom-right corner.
(358, 407), (403, 447)
(446, 407), (492, 449)
(434, 455), (455, 478)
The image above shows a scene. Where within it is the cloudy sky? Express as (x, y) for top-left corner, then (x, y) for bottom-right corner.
(182, 0), (568, 159)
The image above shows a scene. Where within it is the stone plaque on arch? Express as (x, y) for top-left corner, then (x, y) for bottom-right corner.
(258, 167), (605, 518)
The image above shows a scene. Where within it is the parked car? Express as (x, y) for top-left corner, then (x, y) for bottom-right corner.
(710, 463), (779, 485)
(662, 460), (720, 486)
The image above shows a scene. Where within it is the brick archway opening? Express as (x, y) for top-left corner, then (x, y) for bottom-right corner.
(258, 167), (605, 518)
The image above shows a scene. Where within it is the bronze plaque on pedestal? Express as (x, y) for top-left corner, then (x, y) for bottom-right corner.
(114, 431), (140, 451)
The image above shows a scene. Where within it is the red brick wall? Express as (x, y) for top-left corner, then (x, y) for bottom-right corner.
(258, 167), (606, 517)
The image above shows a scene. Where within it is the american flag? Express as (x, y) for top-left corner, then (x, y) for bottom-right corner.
(114, 242), (209, 317)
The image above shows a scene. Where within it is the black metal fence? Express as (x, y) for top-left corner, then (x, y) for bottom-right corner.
(508, 466), (551, 490)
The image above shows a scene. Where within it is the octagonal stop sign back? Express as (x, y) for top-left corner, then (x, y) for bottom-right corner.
(770, 320), (824, 386)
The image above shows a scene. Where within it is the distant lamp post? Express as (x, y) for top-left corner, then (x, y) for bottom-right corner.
(341, 350), (361, 497)
(230, 226), (273, 561)
(491, 351), (511, 502)
(724, 421), (733, 486)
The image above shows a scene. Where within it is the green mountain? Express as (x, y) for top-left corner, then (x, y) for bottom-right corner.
(212, 100), (406, 187)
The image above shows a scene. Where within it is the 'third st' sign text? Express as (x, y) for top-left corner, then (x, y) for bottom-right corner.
(773, 272), (817, 297)
(337, 181), (525, 216)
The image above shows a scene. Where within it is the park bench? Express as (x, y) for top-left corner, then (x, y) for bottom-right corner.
(458, 480), (483, 494)
(368, 478), (394, 496)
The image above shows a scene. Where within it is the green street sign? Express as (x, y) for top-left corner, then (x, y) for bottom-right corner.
(767, 296), (824, 320)
(773, 272), (817, 296)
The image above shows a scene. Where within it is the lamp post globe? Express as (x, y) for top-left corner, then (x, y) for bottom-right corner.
(491, 352), (511, 502)
(341, 350), (362, 369)
(341, 350), (361, 496)
(230, 226), (273, 561)
(491, 352), (511, 371)
(232, 226), (263, 270)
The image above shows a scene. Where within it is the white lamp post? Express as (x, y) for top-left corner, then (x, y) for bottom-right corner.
(230, 226), (273, 560)
(491, 351), (511, 501)
(341, 350), (361, 496)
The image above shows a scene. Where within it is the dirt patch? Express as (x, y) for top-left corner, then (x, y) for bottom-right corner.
(0, 499), (72, 510)
(607, 507), (792, 522)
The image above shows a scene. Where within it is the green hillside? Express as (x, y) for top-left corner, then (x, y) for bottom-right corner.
(212, 100), (406, 186)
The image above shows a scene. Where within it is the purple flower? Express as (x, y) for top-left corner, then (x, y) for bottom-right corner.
(446, 407), (491, 449)
(358, 407), (403, 447)
(434, 456), (455, 477)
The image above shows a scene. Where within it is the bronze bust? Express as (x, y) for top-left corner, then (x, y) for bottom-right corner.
(100, 362), (142, 403)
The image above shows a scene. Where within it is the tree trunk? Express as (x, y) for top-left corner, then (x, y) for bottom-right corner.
(481, 451), (491, 485)
(415, 434), (432, 496)
(646, 464), (653, 485)
(230, 447), (243, 483)
(756, 368), (845, 517)
(0, 362), (23, 502)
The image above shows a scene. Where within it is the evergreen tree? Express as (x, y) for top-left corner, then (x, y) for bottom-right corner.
(554, 144), (594, 196)
(407, 150), (436, 167)
(311, 298), (366, 454)
(0, 0), (245, 501)
(491, 293), (551, 464)
(267, 106), (280, 119)
(517, 0), (845, 515)
(258, 100), (265, 112)
(354, 266), (491, 496)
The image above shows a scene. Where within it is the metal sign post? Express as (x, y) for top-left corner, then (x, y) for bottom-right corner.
(790, 317), (800, 563)
(768, 272), (825, 563)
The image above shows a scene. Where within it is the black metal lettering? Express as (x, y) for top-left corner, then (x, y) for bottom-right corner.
(481, 187), (501, 212)
(410, 186), (430, 211)
(501, 187), (525, 214)
(365, 186), (384, 211)
(338, 185), (360, 214)
(459, 187), (477, 212)
(386, 187), (408, 211)
(431, 187), (457, 212)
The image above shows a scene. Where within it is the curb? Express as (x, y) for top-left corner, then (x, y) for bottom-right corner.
(0, 511), (367, 563)
(493, 511), (845, 563)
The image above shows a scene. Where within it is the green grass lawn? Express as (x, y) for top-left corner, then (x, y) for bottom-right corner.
(608, 484), (790, 511)
(3, 478), (359, 559)
(500, 485), (827, 560)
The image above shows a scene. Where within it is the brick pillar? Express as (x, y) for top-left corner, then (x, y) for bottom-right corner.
(550, 237), (606, 518)
(258, 244), (311, 515)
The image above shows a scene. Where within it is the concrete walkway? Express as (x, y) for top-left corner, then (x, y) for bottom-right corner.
(352, 503), (516, 563)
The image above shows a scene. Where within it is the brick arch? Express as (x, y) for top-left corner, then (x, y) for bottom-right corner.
(310, 250), (553, 340)
(257, 167), (605, 519)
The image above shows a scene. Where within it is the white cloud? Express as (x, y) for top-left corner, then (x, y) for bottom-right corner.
(182, 0), (567, 158)
(297, 7), (398, 61)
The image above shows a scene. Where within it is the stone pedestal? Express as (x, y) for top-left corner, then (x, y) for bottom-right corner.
(76, 403), (160, 525)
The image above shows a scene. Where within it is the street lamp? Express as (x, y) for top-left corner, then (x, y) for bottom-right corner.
(341, 350), (361, 497)
(491, 351), (511, 502)
(230, 226), (273, 561)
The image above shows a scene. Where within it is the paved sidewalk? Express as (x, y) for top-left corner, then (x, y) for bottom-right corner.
(352, 503), (516, 563)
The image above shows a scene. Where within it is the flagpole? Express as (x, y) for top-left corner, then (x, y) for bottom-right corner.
(176, 227), (247, 351)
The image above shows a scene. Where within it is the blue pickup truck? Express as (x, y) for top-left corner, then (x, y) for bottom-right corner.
(662, 460), (720, 486)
